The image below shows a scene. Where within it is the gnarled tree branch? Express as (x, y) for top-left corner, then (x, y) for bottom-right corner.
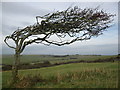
(4, 36), (16, 49)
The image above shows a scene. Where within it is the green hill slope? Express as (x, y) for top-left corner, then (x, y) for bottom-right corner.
(2, 62), (118, 88)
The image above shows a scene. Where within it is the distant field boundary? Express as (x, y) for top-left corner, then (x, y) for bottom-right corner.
(2, 56), (120, 71)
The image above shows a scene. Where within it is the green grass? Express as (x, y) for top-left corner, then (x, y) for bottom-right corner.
(2, 55), (117, 65)
(2, 62), (118, 88)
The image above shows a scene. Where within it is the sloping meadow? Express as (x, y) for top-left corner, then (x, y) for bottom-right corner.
(2, 62), (118, 88)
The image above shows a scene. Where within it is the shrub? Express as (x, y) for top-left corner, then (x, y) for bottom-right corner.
(43, 60), (50, 64)
(15, 74), (45, 88)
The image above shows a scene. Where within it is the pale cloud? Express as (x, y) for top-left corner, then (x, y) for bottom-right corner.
(2, 43), (118, 55)
(2, 2), (118, 55)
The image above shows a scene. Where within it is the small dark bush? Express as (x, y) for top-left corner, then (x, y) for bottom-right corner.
(43, 60), (50, 64)
(2, 65), (12, 71)
(70, 57), (77, 59)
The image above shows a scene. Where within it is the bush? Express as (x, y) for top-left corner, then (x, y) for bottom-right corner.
(43, 60), (50, 64)
(15, 74), (45, 88)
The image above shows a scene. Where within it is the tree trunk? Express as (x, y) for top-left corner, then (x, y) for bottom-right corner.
(12, 50), (20, 84)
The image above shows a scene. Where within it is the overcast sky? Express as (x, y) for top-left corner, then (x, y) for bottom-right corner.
(1, 2), (118, 55)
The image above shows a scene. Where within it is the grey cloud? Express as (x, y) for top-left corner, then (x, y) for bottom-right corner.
(23, 44), (118, 55)
(2, 2), (49, 17)
(2, 2), (51, 37)
(2, 2), (118, 55)
(2, 44), (118, 55)
(2, 20), (34, 36)
(2, 24), (17, 35)
(21, 44), (118, 55)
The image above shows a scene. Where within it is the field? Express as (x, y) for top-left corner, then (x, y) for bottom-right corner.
(2, 55), (119, 88)
(2, 55), (117, 65)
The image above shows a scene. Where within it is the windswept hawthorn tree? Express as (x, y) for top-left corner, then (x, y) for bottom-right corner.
(4, 6), (115, 83)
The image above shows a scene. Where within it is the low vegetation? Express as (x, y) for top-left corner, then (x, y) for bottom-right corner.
(2, 62), (118, 88)
(2, 55), (119, 71)
(2, 55), (117, 65)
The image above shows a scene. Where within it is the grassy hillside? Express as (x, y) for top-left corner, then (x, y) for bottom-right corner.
(2, 55), (117, 65)
(2, 62), (118, 88)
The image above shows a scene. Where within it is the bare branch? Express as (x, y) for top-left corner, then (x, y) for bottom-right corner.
(4, 36), (16, 49)
(43, 36), (92, 46)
